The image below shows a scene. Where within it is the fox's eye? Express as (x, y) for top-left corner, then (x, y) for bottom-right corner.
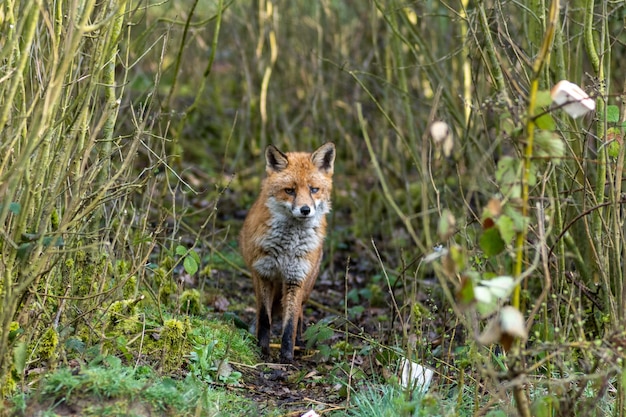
(310, 186), (319, 194)
(284, 188), (295, 196)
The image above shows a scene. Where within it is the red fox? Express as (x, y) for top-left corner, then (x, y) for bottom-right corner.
(239, 142), (336, 363)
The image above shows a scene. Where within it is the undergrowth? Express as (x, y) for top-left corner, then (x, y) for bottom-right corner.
(9, 355), (255, 416)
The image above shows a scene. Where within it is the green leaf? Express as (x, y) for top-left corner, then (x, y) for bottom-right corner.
(531, 395), (559, 417)
(175, 245), (187, 256)
(504, 205), (529, 232)
(8, 325), (23, 342)
(0, 201), (21, 215)
(535, 113), (555, 131)
(65, 337), (86, 353)
(189, 249), (201, 265)
(457, 276), (475, 305)
(13, 341), (27, 375)
(535, 130), (565, 160)
(479, 227), (505, 256)
(495, 156), (518, 184)
(17, 243), (33, 259)
(499, 113), (517, 136)
(184, 256), (199, 275)
(438, 209), (455, 241)
(496, 215), (516, 243)
(9, 202), (20, 214)
(42, 236), (65, 247)
(495, 157), (523, 198)
(608, 139), (621, 158)
(607, 105), (620, 123)
(474, 286), (498, 317)
(449, 244), (466, 271)
(534, 90), (553, 108)
(104, 354), (122, 369)
(304, 322), (334, 347)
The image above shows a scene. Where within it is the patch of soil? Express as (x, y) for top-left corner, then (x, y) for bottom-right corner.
(236, 362), (347, 415)
(22, 396), (157, 417)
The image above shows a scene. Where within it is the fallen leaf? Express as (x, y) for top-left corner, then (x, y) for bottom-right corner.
(213, 295), (230, 312)
(551, 80), (595, 118)
(400, 359), (434, 393)
(477, 305), (527, 350)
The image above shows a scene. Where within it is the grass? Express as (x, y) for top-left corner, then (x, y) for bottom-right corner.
(9, 356), (256, 416)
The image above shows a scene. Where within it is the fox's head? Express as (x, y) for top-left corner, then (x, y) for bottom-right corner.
(263, 142), (335, 222)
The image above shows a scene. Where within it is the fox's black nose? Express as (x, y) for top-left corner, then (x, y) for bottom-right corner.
(300, 206), (311, 216)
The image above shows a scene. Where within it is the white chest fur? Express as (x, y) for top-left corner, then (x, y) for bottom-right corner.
(252, 210), (324, 284)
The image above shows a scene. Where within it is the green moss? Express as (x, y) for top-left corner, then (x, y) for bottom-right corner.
(50, 208), (60, 230)
(1, 374), (17, 397)
(160, 318), (190, 372)
(189, 319), (258, 366)
(39, 328), (59, 360)
(95, 254), (108, 282)
(71, 250), (93, 297)
(108, 300), (138, 318)
(366, 283), (386, 308)
(161, 256), (174, 271)
(200, 265), (212, 278)
(153, 267), (167, 286)
(35, 361), (257, 415)
(115, 260), (130, 277)
(123, 276), (137, 299)
(106, 300), (141, 334)
(158, 280), (177, 306)
(180, 289), (202, 315)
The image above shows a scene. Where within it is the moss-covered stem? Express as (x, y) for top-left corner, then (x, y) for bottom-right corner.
(584, 0), (613, 316)
(459, 0), (472, 125)
(259, 0), (278, 148)
(476, 0), (509, 102)
(0, 1), (37, 131)
(0, 1), (39, 227)
(611, 106), (625, 319)
(98, 0), (128, 189)
(513, 0), (559, 309)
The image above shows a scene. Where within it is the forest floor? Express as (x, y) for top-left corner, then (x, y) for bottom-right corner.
(8, 165), (431, 417)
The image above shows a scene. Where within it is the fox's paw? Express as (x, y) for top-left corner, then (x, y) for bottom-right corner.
(279, 349), (294, 364)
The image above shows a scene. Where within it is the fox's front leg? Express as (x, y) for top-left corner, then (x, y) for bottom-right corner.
(280, 281), (305, 363)
(255, 276), (278, 357)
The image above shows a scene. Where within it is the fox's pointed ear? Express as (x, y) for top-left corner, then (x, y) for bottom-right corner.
(265, 145), (289, 173)
(311, 142), (335, 175)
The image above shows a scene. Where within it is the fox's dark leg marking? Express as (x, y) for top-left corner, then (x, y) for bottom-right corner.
(256, 279), (275, 357)
(258, 305), (271, 356)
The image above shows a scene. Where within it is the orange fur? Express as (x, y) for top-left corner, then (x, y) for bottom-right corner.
(239, 143), (335, 362)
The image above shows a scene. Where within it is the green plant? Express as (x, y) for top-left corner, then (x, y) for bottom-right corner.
(303, 318), (336, 361)
(21, 355), (256, 416)
(346, 383), (431, 417)
(189, 340), (242, 385)
(176, 245), (201, 277)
